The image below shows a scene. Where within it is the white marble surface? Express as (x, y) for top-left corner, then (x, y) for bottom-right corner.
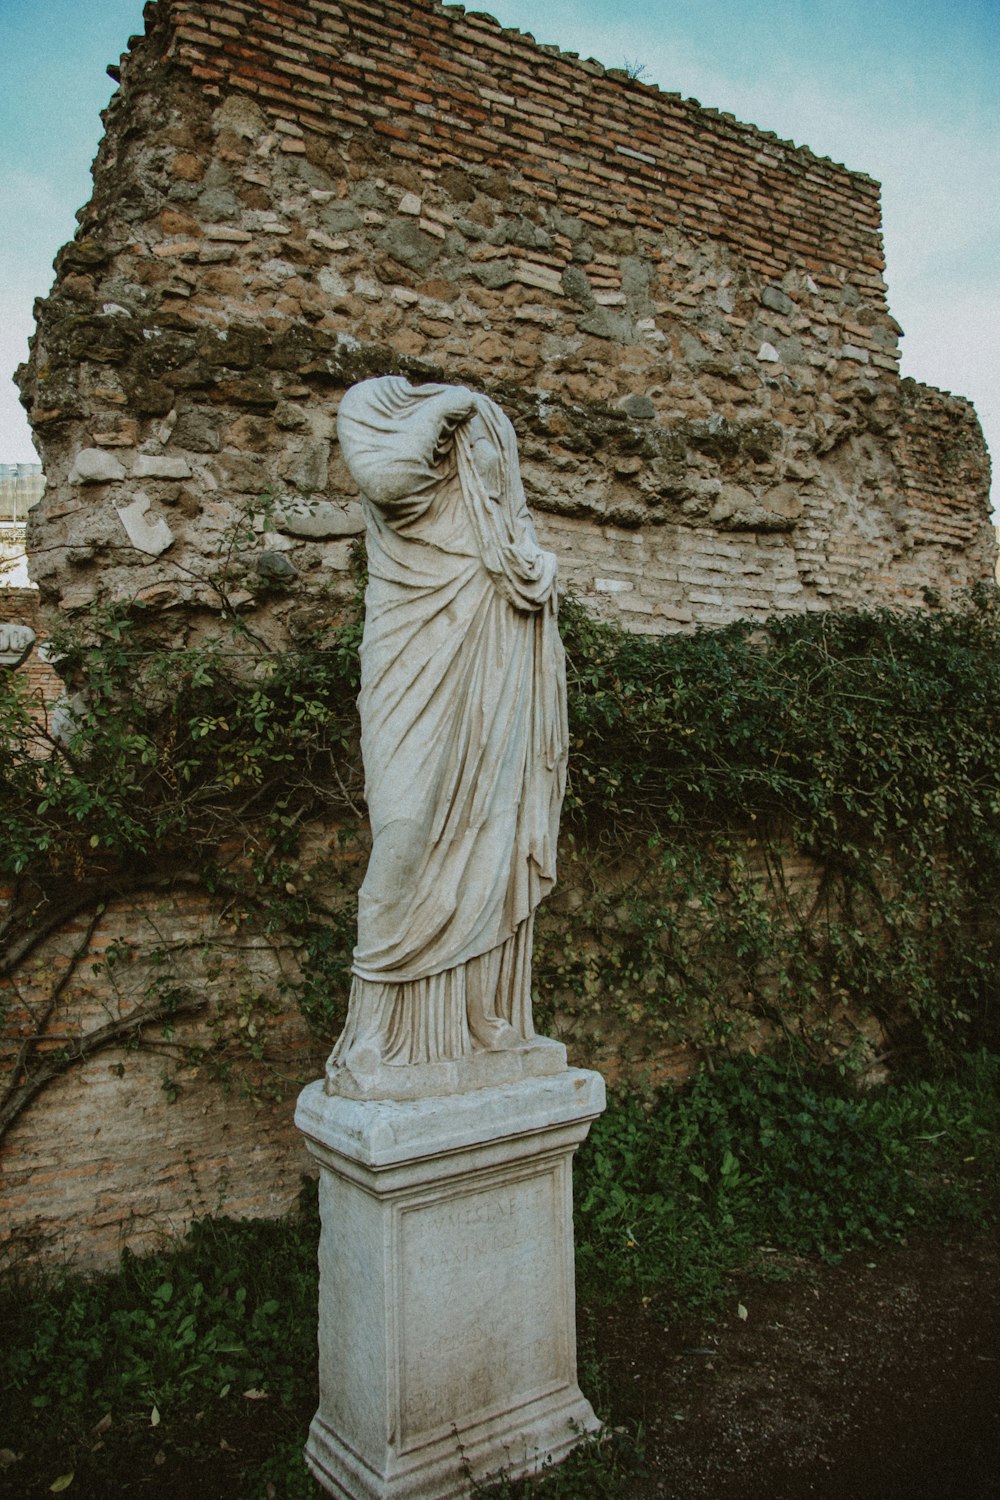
(115, 495), (174, 556)
(0, 621), (35, 668)
(296, 1070), (605, 1499)
(326, 378), (568, 1095)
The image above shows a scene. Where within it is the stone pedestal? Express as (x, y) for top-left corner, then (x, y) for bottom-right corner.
(295, 1069), (606, 1500)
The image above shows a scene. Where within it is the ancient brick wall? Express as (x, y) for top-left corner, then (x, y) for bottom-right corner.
(5, 0), (993, 1264)
(0, 881), (325, 1267)
(17, 0), (994, 646)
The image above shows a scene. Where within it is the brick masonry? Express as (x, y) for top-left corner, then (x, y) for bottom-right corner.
(5, 0), (994, 1264)
(16, 0), (994, 642)
(0, 883), (327, 1267)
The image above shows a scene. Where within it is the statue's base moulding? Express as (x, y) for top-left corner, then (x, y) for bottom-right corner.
(295, 1069), (606, 1499)
(325, 1034), (569, 1101)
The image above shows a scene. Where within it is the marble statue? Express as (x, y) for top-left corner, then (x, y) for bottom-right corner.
(325, 376), (569, 1098)
(0, 622), (35, 671)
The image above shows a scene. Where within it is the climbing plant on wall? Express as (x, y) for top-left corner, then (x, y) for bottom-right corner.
(539, 588), (1000, 1070)
(2, 577), (999, 1142)
(0, 580), (366, 1139)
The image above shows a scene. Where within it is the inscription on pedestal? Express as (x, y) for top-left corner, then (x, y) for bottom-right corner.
(397, 1164), (567, 1445)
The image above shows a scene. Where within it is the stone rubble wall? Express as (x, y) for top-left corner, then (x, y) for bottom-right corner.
(16, 0), (994, 647)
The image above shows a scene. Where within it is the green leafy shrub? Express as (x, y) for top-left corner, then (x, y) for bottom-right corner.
(574, 1050), (1000, 1305)
(3, 1058), (997, 1496)
(545, 590), (1000, 1065)
(0, 1193), (322, 1498)
(3, 583), (999, 1142)
(3, 1200), (320, 1426)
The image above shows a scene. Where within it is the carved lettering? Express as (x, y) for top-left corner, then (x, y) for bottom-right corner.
(397, 1168), (567, 1444)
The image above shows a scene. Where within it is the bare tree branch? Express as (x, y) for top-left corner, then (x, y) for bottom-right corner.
(0, 991), (207, 1140)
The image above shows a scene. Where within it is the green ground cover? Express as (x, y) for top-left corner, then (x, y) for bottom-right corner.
(2, 1050), (997, 1499)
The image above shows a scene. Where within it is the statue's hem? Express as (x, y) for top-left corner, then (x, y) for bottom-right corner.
(324, 1034), (568, 1102)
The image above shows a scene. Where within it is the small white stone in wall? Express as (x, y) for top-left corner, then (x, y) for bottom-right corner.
(398, 192), (422, 215)
(205, 225), (253, 242)
(757, 342), (781, 362)
(273, 499), (365, 539)
(319, 268), (350, 298)
(133, 455), (192, 479)
(115, 497), (175, 556)
(69, 448), (127, 484)
(308, 229), (342, 249)
(261, 258), (297, 282)
(841, 344), (871, 364)
(594, 578), (633, 593)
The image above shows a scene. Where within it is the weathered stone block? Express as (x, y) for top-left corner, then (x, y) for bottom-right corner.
(0, 622), (36, 669)
(114, 496), (175, 556)
(761, 285), (794, 316)
(273, 499), (365, 538)
(214, 453), (270, 492)
(133, 454), (194, 479)
(68, 448), (127, 484)
(278, 440), (330, 494)
(296, 1071), (605, 1500)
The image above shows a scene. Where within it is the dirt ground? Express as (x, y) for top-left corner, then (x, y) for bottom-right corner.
(586, 1226), (1000, 1499)
(3, 1227), (996, 1498)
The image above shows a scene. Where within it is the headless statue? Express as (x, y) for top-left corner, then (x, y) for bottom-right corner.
(326, 377), (569, 1099)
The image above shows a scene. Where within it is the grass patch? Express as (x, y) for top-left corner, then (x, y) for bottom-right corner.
(575, 1049), (1000, 1310)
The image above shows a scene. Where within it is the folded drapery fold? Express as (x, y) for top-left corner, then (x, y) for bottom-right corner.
(327, 377), (567, 1074)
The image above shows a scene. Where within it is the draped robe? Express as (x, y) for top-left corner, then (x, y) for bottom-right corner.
(326, 377), (567, 1082)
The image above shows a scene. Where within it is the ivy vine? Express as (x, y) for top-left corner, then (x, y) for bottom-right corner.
(543, 588), (1000, 1070)
(2, 566), (998, 1141)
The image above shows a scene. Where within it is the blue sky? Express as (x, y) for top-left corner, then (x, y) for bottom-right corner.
(1, 0), (996, 504)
